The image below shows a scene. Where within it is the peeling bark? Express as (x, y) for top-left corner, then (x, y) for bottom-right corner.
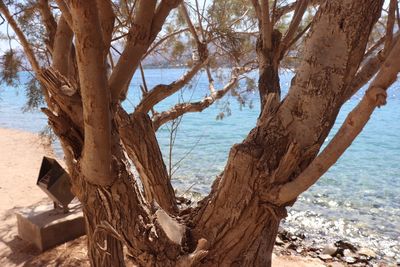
(117, 109), (178, 214)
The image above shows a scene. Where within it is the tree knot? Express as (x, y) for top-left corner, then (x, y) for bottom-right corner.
(366, 86), (387, 107)
(259, 197), (288, 221)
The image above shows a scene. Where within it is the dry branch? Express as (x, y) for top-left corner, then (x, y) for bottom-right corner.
(109, 0), (157, 101)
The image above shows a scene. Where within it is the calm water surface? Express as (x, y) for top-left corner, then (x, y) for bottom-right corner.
(0, 69), (399, 262)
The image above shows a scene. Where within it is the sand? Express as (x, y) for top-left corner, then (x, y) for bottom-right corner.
(0, 127), (328, 266)
(0, 128), (88, 266)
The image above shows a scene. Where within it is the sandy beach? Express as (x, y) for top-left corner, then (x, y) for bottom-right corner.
(0, 127), (328, 266)
(0, 128), (89, 266)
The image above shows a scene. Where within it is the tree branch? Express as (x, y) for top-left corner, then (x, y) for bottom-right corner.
(149, 0), (182, 42)
(116, 108), (178, 214)
(52, 16), (73, 77)
(0, 0), (51, 104)
(383, 0), (396, 55)
(108, 0), (157, 102)
(37, 0), (57, 50)
(69, 0), (112, 186)
(143, 28), (189, 59)
(250, 0), (261, 21)
(135, 58), (209, 114)
(109, 0), (182, 102)
(273, 0), (321, 23)
(54, 0), (73, 28)
(194, 0), (206, 40)
(180, 3), (201, 44)
(96, 0), (115, 56)
(277, 37), (400, 204)
(152, 67), (250, 130)
(344, 32), (399, 101)
(279, 0), (309, 56)
(260, 0), (272, 49)
(364, 34), (386, 59)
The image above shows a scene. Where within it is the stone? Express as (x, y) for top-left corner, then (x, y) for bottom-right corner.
(318, 254), (332, 261)
(343, 256), (357, 264)
(358, 247), (376, 258)
(335, 240), (357, 252)
(322, 244), (337, 256)
(275, 236), (284, 246)
(296, 247), (303, 253)
(16, 201), (85, 252)
(343, 249), (358, 258)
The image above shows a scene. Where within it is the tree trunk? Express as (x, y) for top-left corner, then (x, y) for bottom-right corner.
(84, 200), (125, 267)
(34, 0), (383, 266)
(188, 1), (383, 266)
(257, 29), (282, 110)
(117, 109), (178, 214)
(191, 124), (290, 266)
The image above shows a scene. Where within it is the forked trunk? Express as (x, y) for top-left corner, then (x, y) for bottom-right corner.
(35, 0), (384, 266)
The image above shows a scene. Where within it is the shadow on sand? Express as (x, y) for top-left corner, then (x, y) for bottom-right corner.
(0, 199), (89, 267)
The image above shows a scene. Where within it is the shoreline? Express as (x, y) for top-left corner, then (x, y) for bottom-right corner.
(0, 127), (387, 266)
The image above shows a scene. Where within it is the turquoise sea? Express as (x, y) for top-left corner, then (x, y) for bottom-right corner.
(0, 69), (399, 262)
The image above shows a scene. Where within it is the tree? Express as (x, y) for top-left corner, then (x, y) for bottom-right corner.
(0, 0), (399, 266)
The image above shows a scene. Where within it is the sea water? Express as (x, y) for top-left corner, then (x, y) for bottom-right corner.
(0, 69), (399, 261)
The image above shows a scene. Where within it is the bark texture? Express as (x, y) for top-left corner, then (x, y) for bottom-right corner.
(190, 1), (383, 265)
(117, 109), (178, 214)
(2, 1), (394, 267)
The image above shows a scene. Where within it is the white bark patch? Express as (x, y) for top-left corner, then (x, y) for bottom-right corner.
(155, 210), (185, 245)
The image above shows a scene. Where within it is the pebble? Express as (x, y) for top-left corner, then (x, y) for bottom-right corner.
(343, 256), (357, 264)
(335, 240), (357, 252)
(343, 249), (358, 258)
(386, 251), (395, 258)
(322, 244), (337, 256)
(358, 247), (376, 258)
(318, 254), (332, 261)
(275, 236), (284, 246)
